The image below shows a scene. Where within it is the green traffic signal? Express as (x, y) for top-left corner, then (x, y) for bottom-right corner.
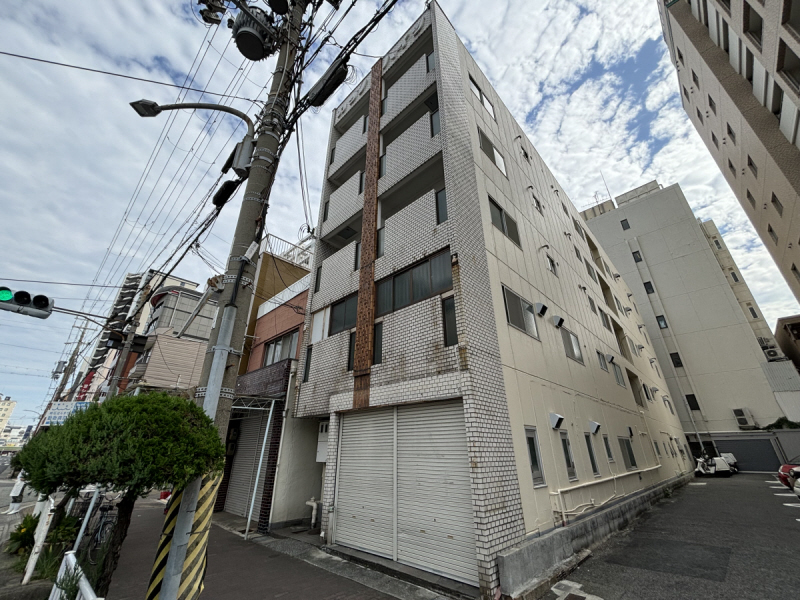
(0, 288), (12, 302)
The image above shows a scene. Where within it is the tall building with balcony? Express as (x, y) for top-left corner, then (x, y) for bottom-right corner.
(583, 180), (800, 471)
(656, 0), (800, 300)
(0, 395), (16, 434)
(295, 4), (690, 597)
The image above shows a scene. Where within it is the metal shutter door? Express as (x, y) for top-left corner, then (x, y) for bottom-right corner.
(714, 439), (781, 472)
(397, 401), (478, 586)
(224, 416), (269, 520)
(335, 409), (395, 558)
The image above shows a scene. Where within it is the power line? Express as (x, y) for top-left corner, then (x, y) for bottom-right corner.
(0, 278), (123, 288)
(0, 344), (64, 355)
(0, 50), (260, 102)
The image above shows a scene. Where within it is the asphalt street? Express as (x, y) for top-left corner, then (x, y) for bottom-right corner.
(554, 473), (798, 600)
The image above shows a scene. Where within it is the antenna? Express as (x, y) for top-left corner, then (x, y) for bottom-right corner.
(600, 170), (613, 202)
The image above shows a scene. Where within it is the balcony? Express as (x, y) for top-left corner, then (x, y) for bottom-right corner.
(309, 240), (361, 313)
(380, 53), (437, 129)
(378, 112), (442, 197)
(236, 358), (292, 398)
(320, 170), (364, 239)
(328, 113), (368, 180)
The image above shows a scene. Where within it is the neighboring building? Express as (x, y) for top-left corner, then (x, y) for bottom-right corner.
(656, 0), (800, 301)
(124, 283), (218, 393)
(583, 180), (800, 471)
(1, 425), (26, 448)
(80, 270), (198, 399)
(775, 313), (800, 369)
(294, 4), (690, 596)
(0, 395), (16, 433)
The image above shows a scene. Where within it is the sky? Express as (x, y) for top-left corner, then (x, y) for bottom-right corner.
(0, 0), (797, 425)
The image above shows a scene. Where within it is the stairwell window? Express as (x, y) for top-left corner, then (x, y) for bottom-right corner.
(731, 271), (739, 283)
(373, 322), (383, 365)
(683, 85), (690, 100)
(644, 281), (655, 294)
(489, 197), (521, 245)
(363, 115), (368, 134)
(728, 159), (736, 177)
(692, 70), (700, 88)
(302, 346), (312, 382)
(478, 128), (507, 176)
(772, 193), (783, 216)
(323, 201), (329, 221)
(314, 266), (322, 293)
(585, 434), (600, 476)
(633, 250), (642, 263)
(670, 352), (683, 368)
(502, 286), (538, 338)
(686, 394), (701, 411)
(621, 219), (630, 230)
(354, 242), (361, 271)
(749, 306), (758, 319)
(346, 331), (356, 371)
(430, 109), (441, 137)
(768, 224), (778, 244)
(442, 296), (458, 347)
(656, 315), (668, 329)
(330, 146), (336, 164)
(618, 437), (637, 470)
(526, 428), (545, 486)
(376, 227), (385, 258)
(560, 431), (577, 480)
(379, 154), (386, 178)
(426, 51), (435, 72)
(436, 188), (448, 224)
(359, 171), (365, 194)
(561, 327), (584, 364)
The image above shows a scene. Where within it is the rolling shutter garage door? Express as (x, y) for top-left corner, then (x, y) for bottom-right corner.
(335, 401), (477, 585)
(334, 409), (395, 558)
(714, 438), (781, 472)
(224, 415), (270, 521)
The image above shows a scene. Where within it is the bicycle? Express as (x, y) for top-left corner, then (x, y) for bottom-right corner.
(86, 496), (119, 565)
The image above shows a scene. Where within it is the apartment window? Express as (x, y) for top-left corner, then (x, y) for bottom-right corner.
(380, 97), (386, 116)
(726, 123), (736, 144)
(585, 434), (600, 476)
(772, 193), (783, 216)
(618, 437), (638, 470)
(359, 170), (365, 194)
(354, 242), (361, 270)
(588, 296), (597, 314)
(502, 286), (538, 338)
(521, 147), (531, 164)
(696, 107), (704, 124)
(375, 250), (452, 317)
(747, 155), (758, 177)
(793, 264), (800, 283)
(469, 76), (495, 118)
(430, 109), (441, 137)
(683, 85), (690, 100)
(362, 114), (369, 134)
(376, 227), (385, 258)
(560, 431), (577, 480)
(628, 337), (639, 358)
(708, 94), (716, 113)
(426, 51), (435, 72)
(373, 322), (383, 365)
(781, 40), (800, 91)
(379, 153), (386, 178)
(314, 266), (322, 293)
(644, 281), (655, 294)
(597, 350), (609, 371)
(686, 394), (701, 411)
(603, 435), (614, 462)
(562, 202), (569, 215)
(585, 259), (598, 282)
(643, 383), (652, 402)
(330, 146), (336, 164)
(330, 293), (358, 335)
(262, 329), (300, 367)
(302, 346), (312, 382)
(323, 200), (330, 222)
(656, 315), (668, 329)
(603, 260), (612, 278)
(731, 271), (739, 283)
(526, 428), (545, 486)
(599, 308), (612, 331)
(546, 254), (558, 276)
(711, 132), (719, 148)
(489, 197), (521, 245)
(677, 47), (684, 65)
(346, 331), (356, 371)
(654, 441), (662, 457)
(442, 296), (458, 347)
(620, 219), (630, 230)
(615, 296), (625, 315)
(436, 188), (448, 224)
(561, 327), (584, 364)
(728, 159), (736, 176)
(670, 352), (683, 368)
(768, 224), (778, 244)
(664, 397), (675, 415)
(744, 2), (763, 48)
(749, 306), (758, 319)
(478, 128), (507, 175)
(533, 193), (543, 214)
(747, 189), (756, 207)
(573, 218), (586, 241)
(692, 70), (700, 88)
(632, 250), (642, 263)
(575, 246), (582, 261)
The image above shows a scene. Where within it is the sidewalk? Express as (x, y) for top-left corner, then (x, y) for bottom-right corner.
(108, 497), (446, 600)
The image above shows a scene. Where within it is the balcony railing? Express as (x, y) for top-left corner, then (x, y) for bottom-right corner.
(236, 358), (293, 398)
(262, 234), (314, 270)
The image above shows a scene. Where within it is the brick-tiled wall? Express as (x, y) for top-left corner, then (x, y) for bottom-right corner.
(327, 115), (368, 178)
(309, 241), (360, 313)
(381, 53), (437, 128)
(377, 113), (442, 197)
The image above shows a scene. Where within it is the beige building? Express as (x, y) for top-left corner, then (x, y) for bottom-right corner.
(583, 180), (800, 470)
(775, 313), (800, 368)
(656, 0), (800, 301)
(0, 395), (16, 434)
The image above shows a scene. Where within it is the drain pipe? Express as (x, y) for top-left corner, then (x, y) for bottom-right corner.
(306, 497), (318, 529)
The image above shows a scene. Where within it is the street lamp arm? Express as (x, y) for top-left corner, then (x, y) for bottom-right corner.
(156, 103), (255, 138)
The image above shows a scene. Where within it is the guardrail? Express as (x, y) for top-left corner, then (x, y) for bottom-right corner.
(49, 551), (103, 599)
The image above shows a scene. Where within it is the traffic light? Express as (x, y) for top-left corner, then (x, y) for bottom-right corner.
(0, 287), (54, 319)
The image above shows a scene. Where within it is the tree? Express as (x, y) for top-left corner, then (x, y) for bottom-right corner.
(13, 392), (225, 595)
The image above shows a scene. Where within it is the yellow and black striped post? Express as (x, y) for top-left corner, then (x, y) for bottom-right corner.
(146, 488), (184, 600)
(176, 473), (222, 600)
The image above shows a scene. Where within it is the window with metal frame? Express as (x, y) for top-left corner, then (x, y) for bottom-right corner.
(772, 193), (783, 216)
(436, 189), (448, 224)
(599, 308), (611, 331)
(546, 255), (558, 276)
(478, 129), (506, 175)
(373, 322), (383, 365)
(488, 197), (521, 245)
(621, 219), (630, 230)
(354, 242), (361, 271)
(426, 51), (435, 72)
(670, 352), (683, 368)
(375, 250), (453, 317)
(588, 296), (596, 314)
(561, 327), (584, 364)
(330, 293), (358, 336)
(597, 350), (608, 371)
(323, 201), (329, 221)
(618, 437), (637, 469)
(346, 331), (356, 371)
(632, 250), (642, 262)
(430, 109), (440, 137)
(303, 346), (312, 382)
(442, 296), (458, 347)
(585, 259), (598, 282)
(656, 315), (668, 329)
(262, 329), (300, 367)
(585, 433), (599, 476)
(603, 435), (614, 462)
(560, 431), (577, 480)
(469, 76), (495, 118)
(612, 362), (625, 387)
(686, 394), (701, 411)
(314, 266), (322, 293)
(502, 286), (538, 338)
(526, 428), (545, 486)
(654, 441), (662, 457)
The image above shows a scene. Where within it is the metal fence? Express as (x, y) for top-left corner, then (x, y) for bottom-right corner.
(49, 551), (103, 600)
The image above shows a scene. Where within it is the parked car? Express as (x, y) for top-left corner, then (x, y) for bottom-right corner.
(789, 467), (800, 500)
(778, 454), (800, 489)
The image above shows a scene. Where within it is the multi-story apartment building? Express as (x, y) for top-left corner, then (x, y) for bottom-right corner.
(774, 313), (800, 367)
(294, 4), (690, 597)
(656, 0), (800, 300)
(0, 395), (16, 434)
(583, 180), (800, 471)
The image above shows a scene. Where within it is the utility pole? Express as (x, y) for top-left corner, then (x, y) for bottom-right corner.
(106, 275), (151, 400)
(149, 2), (308, 598)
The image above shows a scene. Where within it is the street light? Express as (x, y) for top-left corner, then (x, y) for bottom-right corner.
(129, 99), (256, 177)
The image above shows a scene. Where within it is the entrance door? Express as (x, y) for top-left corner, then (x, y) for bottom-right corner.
(224, 415), (270, 521)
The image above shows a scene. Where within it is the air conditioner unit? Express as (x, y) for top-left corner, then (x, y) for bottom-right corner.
(732, 407), (757, 430)
(764, 348), (780, 360)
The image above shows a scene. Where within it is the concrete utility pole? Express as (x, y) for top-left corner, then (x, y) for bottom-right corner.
(150, 2), (308, 598)
(106, 274), (151, 400)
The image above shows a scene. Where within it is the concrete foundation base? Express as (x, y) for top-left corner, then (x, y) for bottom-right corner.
(498, 472), (693, 599)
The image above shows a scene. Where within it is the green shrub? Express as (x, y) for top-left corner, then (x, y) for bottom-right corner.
(5, 513), (39, 555)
